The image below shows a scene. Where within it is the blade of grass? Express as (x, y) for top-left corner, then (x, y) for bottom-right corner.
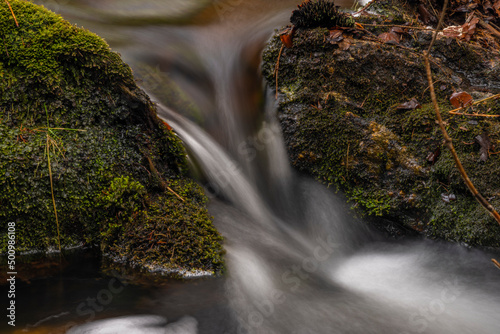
(47, 134), (62, 253)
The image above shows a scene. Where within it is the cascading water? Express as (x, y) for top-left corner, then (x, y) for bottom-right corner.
(39, 1), (500, 333)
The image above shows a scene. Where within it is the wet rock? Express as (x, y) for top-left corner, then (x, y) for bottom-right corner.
(262, 0), (500, 246)
(0, 1), (224, 273)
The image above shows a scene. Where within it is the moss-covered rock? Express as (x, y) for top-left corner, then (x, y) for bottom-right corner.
(0, 0), (223, 273)
(262, 0), (500, 246)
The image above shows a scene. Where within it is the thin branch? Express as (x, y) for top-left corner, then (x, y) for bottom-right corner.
(145, 154), (185, 202)
(478, 18), (500, 40)
(166, 186), (185, 202)
(492, 258), (500, 269)
(362, 23), (434, 31)
(425, 0), (448, 55)
(423, 0), (500, 226)
(5, 0), (18, 27)
(448, 111), (500, 117)
(275, 44), (284, 100)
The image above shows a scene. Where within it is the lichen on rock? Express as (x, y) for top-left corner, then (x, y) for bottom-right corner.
(262, 0), (500, 246)
(0, 0), (223, 273)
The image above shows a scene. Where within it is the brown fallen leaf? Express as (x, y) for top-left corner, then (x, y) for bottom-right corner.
(280, 28), (294, 48)
(379, 31), (400, 44)
(461, 16), (479, 41)
(450, 91), (473, 108)
(328, 29), (344, 43)
(426, 147), (441, 165)
(390, 26), (406, 34)
(338, 39), (351, 50)
(161, 119), (172, 131)
(441, 25), (463, 38)
(475, 133), (491, 162)
(396, 98), (421, 110)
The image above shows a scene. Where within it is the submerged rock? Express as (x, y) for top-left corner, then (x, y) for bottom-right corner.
(262, 0), (500, 246)
(0, 1), (223, 273)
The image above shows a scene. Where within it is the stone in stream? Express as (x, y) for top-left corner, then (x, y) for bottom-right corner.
(262, 0), (500, 246)
(0, 0), (224, 275)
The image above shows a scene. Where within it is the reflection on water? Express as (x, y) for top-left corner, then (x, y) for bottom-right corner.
(11, 0), (500, 333)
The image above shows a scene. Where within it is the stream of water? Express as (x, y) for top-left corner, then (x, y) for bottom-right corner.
(7, 1), (500, 333)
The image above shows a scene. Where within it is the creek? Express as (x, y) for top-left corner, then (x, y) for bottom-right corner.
(9, 1), (500, 333)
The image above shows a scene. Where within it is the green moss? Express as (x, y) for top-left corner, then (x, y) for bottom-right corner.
(429, 197), (500, 246)
(348, 187), (393, 217)
(0, 1), (224, 272)
(104, 179), (224, 270)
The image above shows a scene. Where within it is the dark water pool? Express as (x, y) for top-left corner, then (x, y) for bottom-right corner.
(0, 249), (234, 333)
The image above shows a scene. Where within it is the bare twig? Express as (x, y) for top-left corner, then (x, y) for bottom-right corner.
(423, 0), (500, 226)
(426, 0), (439, 20)
(362, 23), (434, 31)
(4, 0), (18, 27)
(448, 111), (500, 117)
(145, 155), (185, 202)
(275, 44), (284, 100)
(166, 186), (185, 202)
(478, 19), (500, 40)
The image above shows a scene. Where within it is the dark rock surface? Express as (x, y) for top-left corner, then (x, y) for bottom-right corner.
(262, 0), (500, 246)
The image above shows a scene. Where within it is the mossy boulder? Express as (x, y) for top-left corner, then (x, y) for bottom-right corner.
(262, 0), (500, 246)
(0, 0), (223, 273)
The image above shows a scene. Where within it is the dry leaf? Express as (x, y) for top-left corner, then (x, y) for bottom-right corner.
(426, 147), (441, 165)
(280, 28), (294, 48)
(475, 133), (491, 162)
(379, 31), (400, 44)
(390, 26), (406, 34)
(161, 120), (172, 130)
(461, 17), (479, 41)
(280, 34), (293, 48)
(449, 91), (473, 108)
(338, 39), (351, 50)
(441, 25), (463, 38)
(328, 29), (344, 44)
(396, 98), (421, 110)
